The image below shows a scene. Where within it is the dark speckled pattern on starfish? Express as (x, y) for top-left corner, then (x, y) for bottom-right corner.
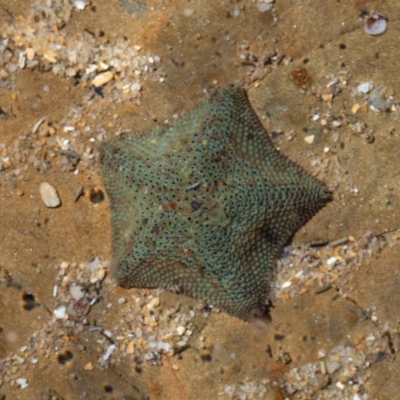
(99, 86), (331, 319)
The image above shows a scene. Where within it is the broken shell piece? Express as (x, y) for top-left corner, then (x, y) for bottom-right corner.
(357, 82), (373, 94)
(256, 2), (272, 12)
(368, 87), (394, 112)
(364, 13), (387, 36)
(74, 0), (86, 10)
(40, 182), (61, 208)
(54, 305), (67, 319)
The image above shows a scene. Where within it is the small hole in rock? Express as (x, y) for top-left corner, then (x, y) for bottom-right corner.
(22, 293), (36, 311)
(103, 384), (113, 393)
(57, 350), (74, 365)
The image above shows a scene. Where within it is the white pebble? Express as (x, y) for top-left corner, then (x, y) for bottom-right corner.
(295, 270), (303, 278)
(256, 2), (272, 12)
(40, 182), (61, 208)
(357, 82), (373, 94)
(118, 297), (127, 304)
(326, 360), (341, 374)
(74, 0), (86, 10)
(16, 378), (28, 389)
(18, 55), (26, 69)
(326, 256), (337, 266)
(336, 381), (345, 390)
(54, 305), (66, 319)
(176, 326), (186, 336)
(130, 82), (141, 92)
(69, 284), (85, 300)
(157, 342), (171, 352)
(281, 280), (292, 289)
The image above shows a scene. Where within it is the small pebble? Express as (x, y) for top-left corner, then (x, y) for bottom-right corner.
(336, 381), (345, 390)
(317, 349), (326, 359)
(176, 326), (186, 336)
(304, 135), (315, 144)
(74, 0), (86, 10)
(16, 378), (28, 389)
(40, 182), (61, 208)
(69, 284), (85, 300)
(326, 360), (341, 374)
(91, 71), (113, 87)
(118, 297), (127, 304)
(26, 48), (35, 60)
(146, 297), (160, 309)
(281, 280), (292, 289)
(84, 362), (94, 371)
(128, 341), (135, 354)
(54, 305), (67, 319)
(326, 256), (337, 266)
(352, 103), (361, 114)
(357, 82), (373, 94)
(256, 2), (272, 12)
(312, 113), (320, 121)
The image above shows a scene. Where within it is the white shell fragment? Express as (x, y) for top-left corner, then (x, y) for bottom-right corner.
(74, 0), (86, 10)
(40, 182), (61, 208)
(357, 82), (373, 94)
(256, 2), (272, 13)
(16, 378), (28, 389)
(364, 13), (387, 36)
(69, 284), (86, 300)
(54, 305), (67, 319)
(103, 344), (116, 361)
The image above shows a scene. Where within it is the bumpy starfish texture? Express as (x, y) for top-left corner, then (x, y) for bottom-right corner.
(100, 86), (331, 319)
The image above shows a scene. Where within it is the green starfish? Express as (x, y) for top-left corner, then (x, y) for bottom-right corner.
(100, 86), (331, 319)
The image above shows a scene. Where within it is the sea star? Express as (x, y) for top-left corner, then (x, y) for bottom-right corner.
(100, 86), (331, 319)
